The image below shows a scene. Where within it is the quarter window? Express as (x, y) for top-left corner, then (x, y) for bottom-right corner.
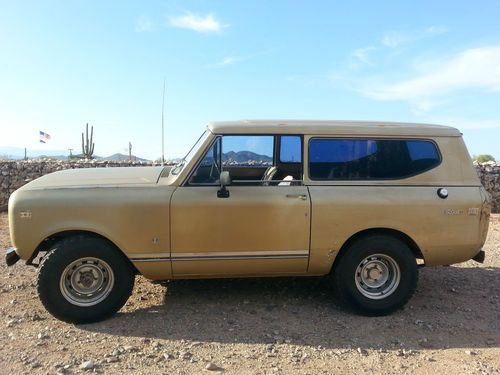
(188, 138), (221, 184)
(280, 136), (302, 163)
(309, 138), (440, 180)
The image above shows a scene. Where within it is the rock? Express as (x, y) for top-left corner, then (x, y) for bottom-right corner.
(31, 313), (42, 321)
(6, 319), (16, 327)
(106, 356), (119, 363)
(357, 347), (368, 356)
(30, 361), (41, 369)
(79, 360), (95, 370)
(163, 353), (174, 360)
(205, 362), (223, 371)
(179, 351), (192, 360)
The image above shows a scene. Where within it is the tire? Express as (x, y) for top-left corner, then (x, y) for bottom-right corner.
(37, 235), (135, 324)
(330, 235), (418, 316)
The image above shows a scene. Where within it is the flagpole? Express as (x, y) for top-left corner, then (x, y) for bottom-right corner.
(161, 79), (165, 166)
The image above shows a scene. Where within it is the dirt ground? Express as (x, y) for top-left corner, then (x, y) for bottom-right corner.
(0, 213), (499, 375)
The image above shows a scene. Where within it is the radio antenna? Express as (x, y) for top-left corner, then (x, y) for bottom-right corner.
(161, 78), (165, 166)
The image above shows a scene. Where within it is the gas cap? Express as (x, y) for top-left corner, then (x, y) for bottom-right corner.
(437, 188), (448, 199)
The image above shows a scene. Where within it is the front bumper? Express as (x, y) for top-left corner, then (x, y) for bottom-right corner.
(5, 247), (20, 266)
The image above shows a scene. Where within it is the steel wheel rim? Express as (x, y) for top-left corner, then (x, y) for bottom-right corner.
(60, 257), (114, 307)
(355, 254), (400, 300)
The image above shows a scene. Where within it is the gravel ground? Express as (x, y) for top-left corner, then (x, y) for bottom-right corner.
(0, 212), (499, 375)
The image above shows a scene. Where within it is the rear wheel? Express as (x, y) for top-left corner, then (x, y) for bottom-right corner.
(331, 235), (418, 316)
(37, 236), (135, 324)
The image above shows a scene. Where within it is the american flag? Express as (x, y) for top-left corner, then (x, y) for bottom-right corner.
(39, 131), (51, 143)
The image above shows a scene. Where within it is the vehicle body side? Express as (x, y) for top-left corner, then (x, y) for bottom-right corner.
(305, 134), (489, 272)
(8, 121), (490, 281)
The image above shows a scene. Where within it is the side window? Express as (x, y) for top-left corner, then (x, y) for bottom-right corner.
(407, 140), (439, 160)
(309, 138), (440, 180)
(221, 135), (274, 185)
(221, 135), (273, 184)
(222, 136), (273, 166)
(188, 138), (221, 184)
(280, 136), (302, 163)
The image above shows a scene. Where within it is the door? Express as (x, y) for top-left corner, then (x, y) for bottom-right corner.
(170, 134), (310, 277)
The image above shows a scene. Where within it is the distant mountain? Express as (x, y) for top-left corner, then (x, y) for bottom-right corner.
(0, 146), (267, 164)
(0, 146), (151, 162)
(102, 153), (151, 162)
(0, 146), (70, 160)
(222, 151), (272, 163)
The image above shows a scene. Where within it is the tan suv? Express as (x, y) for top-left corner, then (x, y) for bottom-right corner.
(5, 120), (491, 323)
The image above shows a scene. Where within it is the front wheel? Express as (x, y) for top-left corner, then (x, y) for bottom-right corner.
(37, 236), (135, 324)
(330, 235), (418, 316)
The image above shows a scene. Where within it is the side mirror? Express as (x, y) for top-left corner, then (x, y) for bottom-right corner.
(217, 171), (231, 198)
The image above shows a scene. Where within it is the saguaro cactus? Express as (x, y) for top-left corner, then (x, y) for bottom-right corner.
(81, 123), (95, 159)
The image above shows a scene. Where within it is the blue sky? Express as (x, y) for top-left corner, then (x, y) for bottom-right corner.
(1, 1), (499, 160)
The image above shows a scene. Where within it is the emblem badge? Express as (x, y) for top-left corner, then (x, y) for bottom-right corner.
(468, 208), (479, 216)
(19, 210), (32, 219)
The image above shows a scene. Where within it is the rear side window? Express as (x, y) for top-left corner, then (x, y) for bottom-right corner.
(309, 138), (440, 180)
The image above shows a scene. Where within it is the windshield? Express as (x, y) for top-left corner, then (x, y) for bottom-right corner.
(171, 130), (211, 175)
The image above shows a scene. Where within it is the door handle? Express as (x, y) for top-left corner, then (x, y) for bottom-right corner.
(286, 194), (308, 200)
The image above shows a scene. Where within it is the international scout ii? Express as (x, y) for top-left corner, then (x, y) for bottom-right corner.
(5, 121), (491, 323)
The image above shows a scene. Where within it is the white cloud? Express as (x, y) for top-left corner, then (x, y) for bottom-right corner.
(210, 50), (273, 68)
(351, 46), (376, 65)
(361, 45), (500, 108)
(382, 26), (448, 48)
(217, 56), (246, 66)
(135, 16), (153, 32)
(345, 26), (447, 70)
(381, 32), (409, 49)
(169, 13), (227, 33)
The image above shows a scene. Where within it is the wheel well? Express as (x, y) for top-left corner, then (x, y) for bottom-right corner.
(30, 231), (138, 273)
(332, 228), (424, 271)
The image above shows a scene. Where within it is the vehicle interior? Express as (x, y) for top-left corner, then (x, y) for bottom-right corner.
(187, 135), (303, 186)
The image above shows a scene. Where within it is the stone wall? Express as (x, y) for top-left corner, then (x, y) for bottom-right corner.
(0, 159), (154, 210)
(1, 160), (499, 213)
(475, 161), (500, 213)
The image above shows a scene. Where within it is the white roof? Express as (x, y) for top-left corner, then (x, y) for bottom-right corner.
(207, 120), (461, 137)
